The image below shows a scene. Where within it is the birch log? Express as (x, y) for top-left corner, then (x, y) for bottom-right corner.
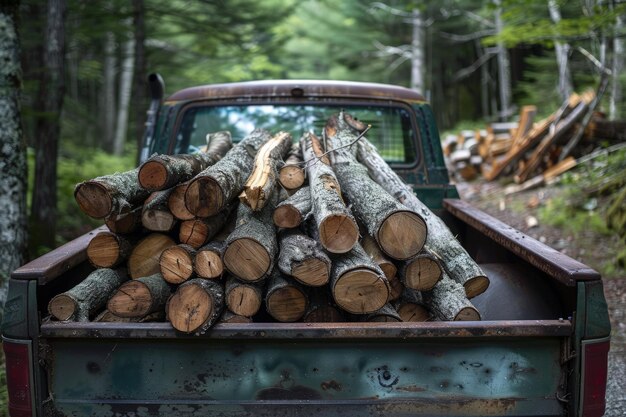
(361, 235), (397, 281)
(423, 273), (480, 321)
(363, 303), (402, 322)
(279, 143), (305, 190)
(185, 129), (272, 217)
(303, 288), (345, 323)
(107, 273), (171, 318)
(159, 244), (196, 284)
(105, 207), (142, 234)
(166, 278), (224, 334)
(396, 288), (430, 322)
(225, 276), (264, 318)
(272, 186), (311, 228)
(128, 233), (176, 278)
(219, 310), (253, 324)
(168, 181), (195, 221)
(265, 270), (308, 322)
(277, 230), (331, 287)
(178, 206), (233, 249)
(86, 231), (134, 268)
(194, 242), (225, 279)
(141, 188), (177, 232)
(399, 248), (443, 291)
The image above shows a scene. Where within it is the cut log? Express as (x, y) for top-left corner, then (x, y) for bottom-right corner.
(93, 310), (165, 323)
(241, 131), (292, 211)
(219, 309), (253, 324)
(387, 275), (404, 302)
(363, 303), (402, 322)
(48, 268), (128, 321)
(141, 189), (177, 232)
(279, 144), (305, 190)
(272, 186), (312, 228)
(86, 231), (134, 269)
(399, 248), (443, 291)
(160, 244), (196, 284)
(265, 271), (308, 322)
(356, 136), (489, 298)
(225, 276), (264, 318)
(361, 235), (397, 281)
(303, 288), (345, 323)
(223, 192), (278, 282)
(511, 105), (537, 146)
(194, 242), (225, 279)
(107, 273), (171, 318)
(277, 230), (331, 287)
(128, 233), (176, 279)
(168, 181), (195, 221)
(138, 131), (233, 191)
(185, 129), (272, 217)
(178, 205), (233, 249)
(423, 273), (481, 321)
(330, 242), (389, 314)
(104, 207), (142, 234)
(166, 278), (224, 334)
(300, 131), (359, 253)
(326, 113), (427, 260)
(396, 287), (430, 322)
(75, 168), (150, 219)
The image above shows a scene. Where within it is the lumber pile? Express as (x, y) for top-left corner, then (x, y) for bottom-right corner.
(50, 113), (487, 334)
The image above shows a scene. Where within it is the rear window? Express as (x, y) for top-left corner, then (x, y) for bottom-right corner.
(170, 104), (418, 165)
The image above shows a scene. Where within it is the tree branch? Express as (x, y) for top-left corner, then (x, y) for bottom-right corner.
(453, 50), (497, 82)
(439, 29), (497, 43)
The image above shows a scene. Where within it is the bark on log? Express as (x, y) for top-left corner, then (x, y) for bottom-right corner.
(303, 288), (345, 323)
(330, 242), (389, 314)
(225, 276), (263, 318)
(86, 231), (134, 268)
(93, 310), (165, 323)
(141, 188), (177, 232)
(224, 191), (278, 282)
(107, 272), (171, 318)
(279, 143), (305, 190)
(160, 244), (196, 284)
(178, 205), (233, 249)
(168, 180), (195, 221)
(128, 233), (176, 278)
(363, 303), (402, 322)
(399, 248), (443, 291)
(423, 273), (480, 321)
(265, 270), (308, 322)
(138, 131), (232, 191)
(326, 113), (427, 260)
(272, 186), (312, 228)
(185, 129), (272, 217)
(219, 309), (253, 324)
(75, 167), (150, 219)
(241, 131), (292, 211)
(48, 268), (128, 321)
(166, 278), (224, 334)
(361, 235), (397, 281)
(356, 135), (489, 298)
(300, 131), (359, 253)
(194, 242), (225, 279)
(105, 207), (142, 234)
(277, 230), (331, 287)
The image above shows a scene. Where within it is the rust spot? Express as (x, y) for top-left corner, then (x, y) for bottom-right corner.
(321, 380), (342, 391)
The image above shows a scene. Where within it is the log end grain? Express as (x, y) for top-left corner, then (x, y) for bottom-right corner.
(179, 220), (209, 249)
(379, 262), (397, 281)
(404, 256), (442, 291)
(333, 268), (389, 314)
(266, 286), (307, 322)
(107, 280), (153, 317)
(292, 258), (330, 287)
(223, 238), (271, 282)
(168, 182), (195, 221)
(272, 205), (302, 228)
(48, 294), (77, 321)
(194, 250), (224, 279)
(87, 233), (121, 268)
(185, 177), (224, 218)
(454, 306), (481, 321)
(142, 209), (176, 232)
(167, 284), (213, 333)
(387, 277), (404, 302)
(378, 211), (427, 260)
(226, 285), (262, 317)
(105, 208), (141, 234)
(128, 234), (176, 279)
(464, 276), (490, 299)
(138, 160), (168, 191)
(279, 166), (305, 190)
(397, 303), (430, 322)
(319, 214), (359, 254)
(74, 182), (112, 219)
(303, 305), (344, 323)
(160, 246), (195, 284)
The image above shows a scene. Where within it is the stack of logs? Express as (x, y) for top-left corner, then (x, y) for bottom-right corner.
(49, 112), (489, 335)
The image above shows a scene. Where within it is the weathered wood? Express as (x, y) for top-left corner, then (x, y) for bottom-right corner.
(423, 273), (481, 321)
(194, 241), (225, 279)
(185, 129), (272, 217)
(326, 113), (427, 260)
(241, 131), (292, 210)
(178, 205), (233, 249)
(166, 278), (224, 334)
(104, 207), (142, 234)
(279, 144), (305, 190)
(75, 167), (150, 219)
(225, 276), (264, 317)
(141, 188), (177, 232)
(356, 136), (489, 298)
(277, 230), (331, 287)
(138, 131), (233, 191)
(272, 186), (312, 228)
(86, 231), (134, 268)
(300, 131), (359, 253)
(224, 191), (278, 282)
(128, 233), (176, 279)
(303, 288), (345, 323)
(219, 309), (253, 324)
(48, 268), (128, 321)
(399, 248), (443, 291)
(168, 180), (195, 221)
(363, 303), (402, 322)
(330, 242), (389, 314)
(511, 105), (537, 146)
(107, 272), (171, 318)
(265, 270), (308, 322)
(159, 244), (196, 284)
(93, 310), (165, 323)
(361, 235), (397, 281)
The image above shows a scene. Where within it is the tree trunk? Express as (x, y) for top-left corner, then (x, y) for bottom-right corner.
(160, 244), (196, 284)
(272, 186), (311, 228)
(494, 0), (512, 120)
(410, 8), (425, 93)
(194, 242), (225, 279)
(74, 167), (151, 219)
(102, 30), (116, 151)
(356, 136), (489, 298)
(265, 270), (308, 322)
(423, 273), (481, 321)
(241, 131), (292, 210)
(128, 233), (176, 279)
(277, 229), (331, 287)
(138, 131), (233, 191)
(326, 113), (427, 260)
(548, 0), (573, 101)
(86, 231), (135, 269)
(31, 0), (66, 250)
(48, 268), (128, 321)
(178, 205), (233, 249)
(0, 0), (27, 307)
(132, 0), (147, 157)
(141, 189), (177, 232)
(166, 278), (224, 334)
(610, 14), (624, 119)
(105, 207), (142, 234)
(225, 276), (263, 318)
(300, 131), (359, 253)
(185, 129), (272, 217)
(107, 272), (171, 318)
(112, 29), (135, 156)
(279, 143), (305, 190)
(399, 248), (443, 291)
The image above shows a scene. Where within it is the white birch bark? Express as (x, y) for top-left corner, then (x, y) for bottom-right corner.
(103, 30), (116, 150)
(410, 8), (425, 93)
(610, 14), (624, 119)
(548, 0), (573, 101)
(113, 30), (135, 156)
(494, 0), (512, 119)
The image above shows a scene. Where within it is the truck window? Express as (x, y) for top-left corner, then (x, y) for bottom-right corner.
(173, 104), (418, 165)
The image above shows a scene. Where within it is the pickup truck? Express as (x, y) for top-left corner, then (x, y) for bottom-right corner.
(2, 79), (611, 417)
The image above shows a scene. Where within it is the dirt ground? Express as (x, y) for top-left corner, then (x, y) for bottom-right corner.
(457, 179), (626, 416)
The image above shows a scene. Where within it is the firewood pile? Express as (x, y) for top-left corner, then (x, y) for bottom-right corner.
(445, 91), (626, 185)
(49, 112), (490, 335)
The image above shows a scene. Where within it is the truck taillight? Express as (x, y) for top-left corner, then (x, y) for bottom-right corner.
(3, 339), (33, 417)
(581, 338), (610, 417)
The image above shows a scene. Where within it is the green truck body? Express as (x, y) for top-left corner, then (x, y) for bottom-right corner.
(2, 80), (611, 417)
